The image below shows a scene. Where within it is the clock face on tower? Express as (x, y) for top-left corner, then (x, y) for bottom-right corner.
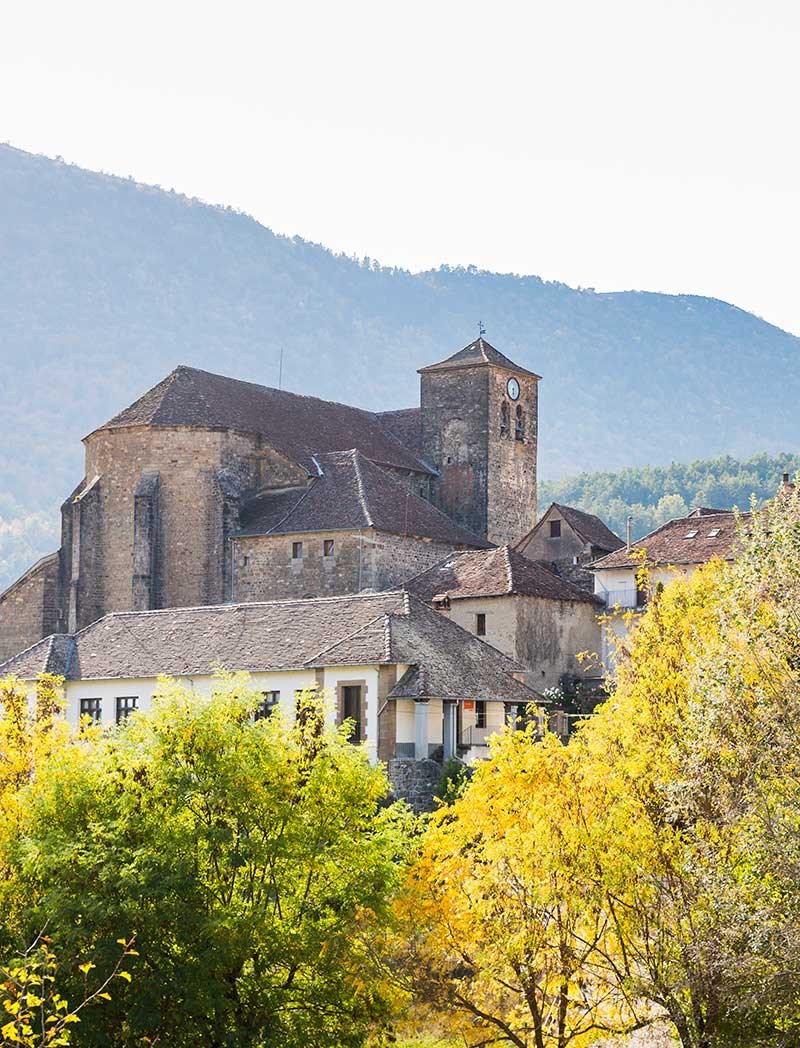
(506, 377), (520, 401)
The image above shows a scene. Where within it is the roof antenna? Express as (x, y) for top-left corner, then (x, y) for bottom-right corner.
(278, 346), (284, 390)
(478, 320), (486, 339)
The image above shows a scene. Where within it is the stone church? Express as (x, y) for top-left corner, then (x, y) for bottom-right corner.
(0, 337), (542, 662)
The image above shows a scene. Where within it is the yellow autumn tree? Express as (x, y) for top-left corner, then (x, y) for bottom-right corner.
(400, 725), (656, 1048)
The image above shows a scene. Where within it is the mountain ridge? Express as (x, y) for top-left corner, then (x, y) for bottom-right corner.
(1, 142), (799, 588)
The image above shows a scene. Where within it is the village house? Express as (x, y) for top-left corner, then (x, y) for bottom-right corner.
(516, 501), (624, 592)
(405, 544), (602, 692)
(591, 506), (751, 667)
(0, 590), (537, 809)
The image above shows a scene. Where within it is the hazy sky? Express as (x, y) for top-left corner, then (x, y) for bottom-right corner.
(3, 0), (799, 333)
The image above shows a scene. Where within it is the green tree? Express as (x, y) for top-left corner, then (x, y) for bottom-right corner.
(3, 678), (413, 1048)
(1, 934), (136, 1048)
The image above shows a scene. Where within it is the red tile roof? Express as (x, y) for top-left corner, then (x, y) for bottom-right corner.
(591, 510), (750, 570)
(406, 545), (600, 603)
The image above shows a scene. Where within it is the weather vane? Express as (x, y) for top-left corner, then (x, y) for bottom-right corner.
(478, 320), (486, 338)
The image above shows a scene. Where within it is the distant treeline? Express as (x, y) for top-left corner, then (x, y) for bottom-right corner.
(539, 452), (800, 541)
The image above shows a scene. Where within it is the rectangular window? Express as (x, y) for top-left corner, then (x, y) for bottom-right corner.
(292, 541), (303, 560)
(80, 697), (102, 723)
(255, 690), (280, 720)
(549, 519), (561, 538)
(476, 613), (486, 637)
(342, 685), (363, 743)
(115, 696), (137, 724)
(323, 538), (335, 557)
(475, 700), (487, 729)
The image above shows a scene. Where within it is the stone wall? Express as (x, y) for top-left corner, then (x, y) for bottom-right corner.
(386, 757), (442, 813)
(486, 367), (538, 546)
(0, 553), (60, 663)
(82, 426), (261, 621)
(445, 593), (601, 691)
(421, 366), (490, 538)
(367, 531), (461, 591)
(517, 504), (587, 564)
(232, 527), (462, 602)
(515, 595), (601, 690)
(420, 363), (538, 545)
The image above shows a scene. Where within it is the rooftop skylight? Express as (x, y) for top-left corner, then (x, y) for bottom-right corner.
(684, 530), (698, 539)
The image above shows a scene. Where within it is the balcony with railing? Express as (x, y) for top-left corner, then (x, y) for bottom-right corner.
(599, 588), (646, 610)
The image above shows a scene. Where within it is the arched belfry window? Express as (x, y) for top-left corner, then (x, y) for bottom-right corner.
(515, 405), (525, 441)
(500, 401), (509, 436)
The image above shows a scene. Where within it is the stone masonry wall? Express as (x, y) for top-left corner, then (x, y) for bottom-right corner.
(366, 531), (462, 590)
(486, 368), (538, 546)
(0, 553), (60, 663)
(232, 528), (463, 603)
(387, 757), (442, 813)
(421, 367), (490, 538)
(83, 426), (261, 620)
(233, 530), (367, 601)
(517, 504), (587, 564)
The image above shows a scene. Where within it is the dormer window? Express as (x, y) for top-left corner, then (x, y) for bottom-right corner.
(515, 405), (525, 441)
(500, 401), (509, 436)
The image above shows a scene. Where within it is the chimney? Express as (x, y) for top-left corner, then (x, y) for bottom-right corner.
(626, 516), (633, 551)
(783, 472), (790, 486)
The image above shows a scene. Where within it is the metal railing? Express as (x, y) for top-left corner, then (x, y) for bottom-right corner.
(459, 724), (491, 752)
(600, 589), (646, 609)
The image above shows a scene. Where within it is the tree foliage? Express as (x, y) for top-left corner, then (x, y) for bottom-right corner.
(0, 678), (413, 1048)
(539, 451), (800, 541)
(405, 491), (800, 1048)
(1, 935), (136, 1048)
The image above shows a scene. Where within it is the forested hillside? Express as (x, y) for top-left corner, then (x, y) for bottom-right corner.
(539, 452), (800, 541)
(2, 143), (800, 588)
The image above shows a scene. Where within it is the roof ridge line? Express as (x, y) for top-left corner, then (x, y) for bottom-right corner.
(306, 610), (393, 665)
(502, 544), (514, 593)
(264, 480), (316, 535)
(351, 450), (375, 528)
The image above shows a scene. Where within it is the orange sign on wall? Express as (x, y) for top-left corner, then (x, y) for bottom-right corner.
(463, 700), (475, 710)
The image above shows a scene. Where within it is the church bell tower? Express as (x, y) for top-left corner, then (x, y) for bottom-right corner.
(419, 336), (540, 546)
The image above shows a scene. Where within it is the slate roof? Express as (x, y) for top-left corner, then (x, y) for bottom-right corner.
(419, 337), (542, 379)
(375, 407), (422, 456)
(90, 366), (433, 476)
(591, 511), (750, 570)
(406, 546), (600, 604)
(517, 503), (624, 555)
(237, 450), (491, 547)
(554, 504), (625, 552)
(0, 592), (535, 705)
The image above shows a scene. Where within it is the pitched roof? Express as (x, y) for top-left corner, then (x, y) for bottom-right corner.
(0, 592), (535, 705)
(553, 504), (625, 551)
(419, 337), (542, 379)
(591, 511), (750, 570)
(375, 407), (422, 456)
(406, 545), (600, 604)
(516, 503), (624, 555)
(237, 449), (491, 547)
(90, 366), (433, 476)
